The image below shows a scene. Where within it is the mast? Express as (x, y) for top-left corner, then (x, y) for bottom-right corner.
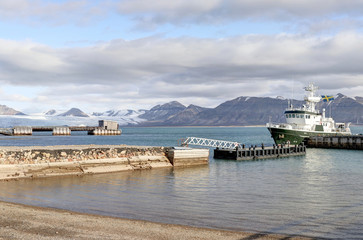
(304, 83), (321, 113)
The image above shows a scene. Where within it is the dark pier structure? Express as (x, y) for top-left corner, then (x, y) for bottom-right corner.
(214, 144), (306, 160)
(307, 135), (363, 150)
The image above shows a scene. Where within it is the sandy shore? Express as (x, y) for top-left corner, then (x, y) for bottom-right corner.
(0, 201), (315, 240)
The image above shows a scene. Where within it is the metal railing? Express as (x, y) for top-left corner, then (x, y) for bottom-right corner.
(180, 137), (242, 149)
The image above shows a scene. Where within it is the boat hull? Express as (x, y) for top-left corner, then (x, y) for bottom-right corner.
(267, 127), (350, 145)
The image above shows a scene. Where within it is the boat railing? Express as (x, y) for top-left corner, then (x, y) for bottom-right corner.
(267, 122), (315, 131)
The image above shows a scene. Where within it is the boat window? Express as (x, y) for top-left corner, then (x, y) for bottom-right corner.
(292, 114), (295, 118)
(285, 114), (288, 118)
(289, 114), (292, 118)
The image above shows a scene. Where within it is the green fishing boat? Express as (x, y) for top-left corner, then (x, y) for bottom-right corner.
(267, 83), (351, 145)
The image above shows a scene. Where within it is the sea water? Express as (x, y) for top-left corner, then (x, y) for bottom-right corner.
(0, 126), (362, 239)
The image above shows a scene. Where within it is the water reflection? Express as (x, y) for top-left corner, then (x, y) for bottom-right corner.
(0, 127), (362, 239)
(0, 153), (362, 239)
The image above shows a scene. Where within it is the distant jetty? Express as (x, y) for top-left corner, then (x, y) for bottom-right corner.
(0, 120), (121, 136)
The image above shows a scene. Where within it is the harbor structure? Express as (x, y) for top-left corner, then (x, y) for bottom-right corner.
(166, 147), (209, 166)
(267, 83), (351, 145)
(0, 120), (121, 136)
(214, 144), (306, 160)
(307, 135), (363, 150)
(181, 137), (306, 160)
(0, 145), (209, 180)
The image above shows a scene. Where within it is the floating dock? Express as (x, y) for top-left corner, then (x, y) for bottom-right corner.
(214, 145), (306, 160)
(181, 137), (306, 160)
(0, 120), (121, 136)
(307, 135), (363, 150)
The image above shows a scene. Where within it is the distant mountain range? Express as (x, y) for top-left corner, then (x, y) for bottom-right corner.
(57, 108), (89, 117)
(0, 105), (25, 116)
(1, 93), (362, 126)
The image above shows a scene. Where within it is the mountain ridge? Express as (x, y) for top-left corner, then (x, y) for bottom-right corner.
(0, 105), (26, 116)
(57, 108), (89, 117)
(1, 93), (362, 126)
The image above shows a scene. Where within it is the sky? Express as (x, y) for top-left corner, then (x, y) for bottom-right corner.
(1, 0), (363, 114)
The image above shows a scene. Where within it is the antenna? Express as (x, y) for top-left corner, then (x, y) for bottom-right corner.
(291, 80), (294, 108)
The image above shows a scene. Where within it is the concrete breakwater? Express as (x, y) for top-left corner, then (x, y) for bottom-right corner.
(0, 145), (209, 180)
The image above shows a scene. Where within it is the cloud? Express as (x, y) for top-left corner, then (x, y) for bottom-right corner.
(3, 0), (363, 31)
(0, 0), (107, 25)
(1, 32), (363, 110)
(116, 0), (363, 28)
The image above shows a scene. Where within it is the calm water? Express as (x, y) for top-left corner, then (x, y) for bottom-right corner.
(0, 126), (362, 239)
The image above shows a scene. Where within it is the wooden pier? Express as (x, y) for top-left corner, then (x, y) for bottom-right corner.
(307, 135), (363, 150)
(214, 145), (306, 160)
(0, 120), (121, 136)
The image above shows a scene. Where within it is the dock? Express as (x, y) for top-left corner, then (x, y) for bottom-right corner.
(214, 145), (306, 160)
(307, 135), (363, 150)
(181, 137), (306, 160)
(0, 120), (121, 136)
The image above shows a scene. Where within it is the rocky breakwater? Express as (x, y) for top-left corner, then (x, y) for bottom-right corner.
(0, 145), (172, 180)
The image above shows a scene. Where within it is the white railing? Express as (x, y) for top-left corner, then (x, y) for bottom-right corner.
(180, 137), (242, 149)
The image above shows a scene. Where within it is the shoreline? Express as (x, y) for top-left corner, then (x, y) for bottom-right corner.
(0, 200), (315, 240)
(126, 125), (266, 128)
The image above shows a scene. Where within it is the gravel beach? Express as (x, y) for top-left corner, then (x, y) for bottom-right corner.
(0, 201), (315, 240)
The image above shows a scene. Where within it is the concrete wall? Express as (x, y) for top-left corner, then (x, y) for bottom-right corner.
(89, 129), (121, 135)
(0, 145), (172, 180)
(53, 127), (71, 135)
(13, 126), (32, 135)
(166, 147), (209, 167)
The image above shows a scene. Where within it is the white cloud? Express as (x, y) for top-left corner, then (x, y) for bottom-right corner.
(1, 32), (363, 111)
(0, 0), (106, 25)
(116, 0), (363, 28)
(2, 0), (363, 30)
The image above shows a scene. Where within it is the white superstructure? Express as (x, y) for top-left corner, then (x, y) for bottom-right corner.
(267, 83), (351, 145)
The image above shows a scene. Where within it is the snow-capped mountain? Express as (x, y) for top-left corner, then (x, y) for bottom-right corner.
(44, 109), (57, 115)
(91, 109), (147, 125)
(57, 108), (89, 117)
(1, 92), (362, 128)
(92, 109), (146, 118)
(0, 105), (25, 115)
